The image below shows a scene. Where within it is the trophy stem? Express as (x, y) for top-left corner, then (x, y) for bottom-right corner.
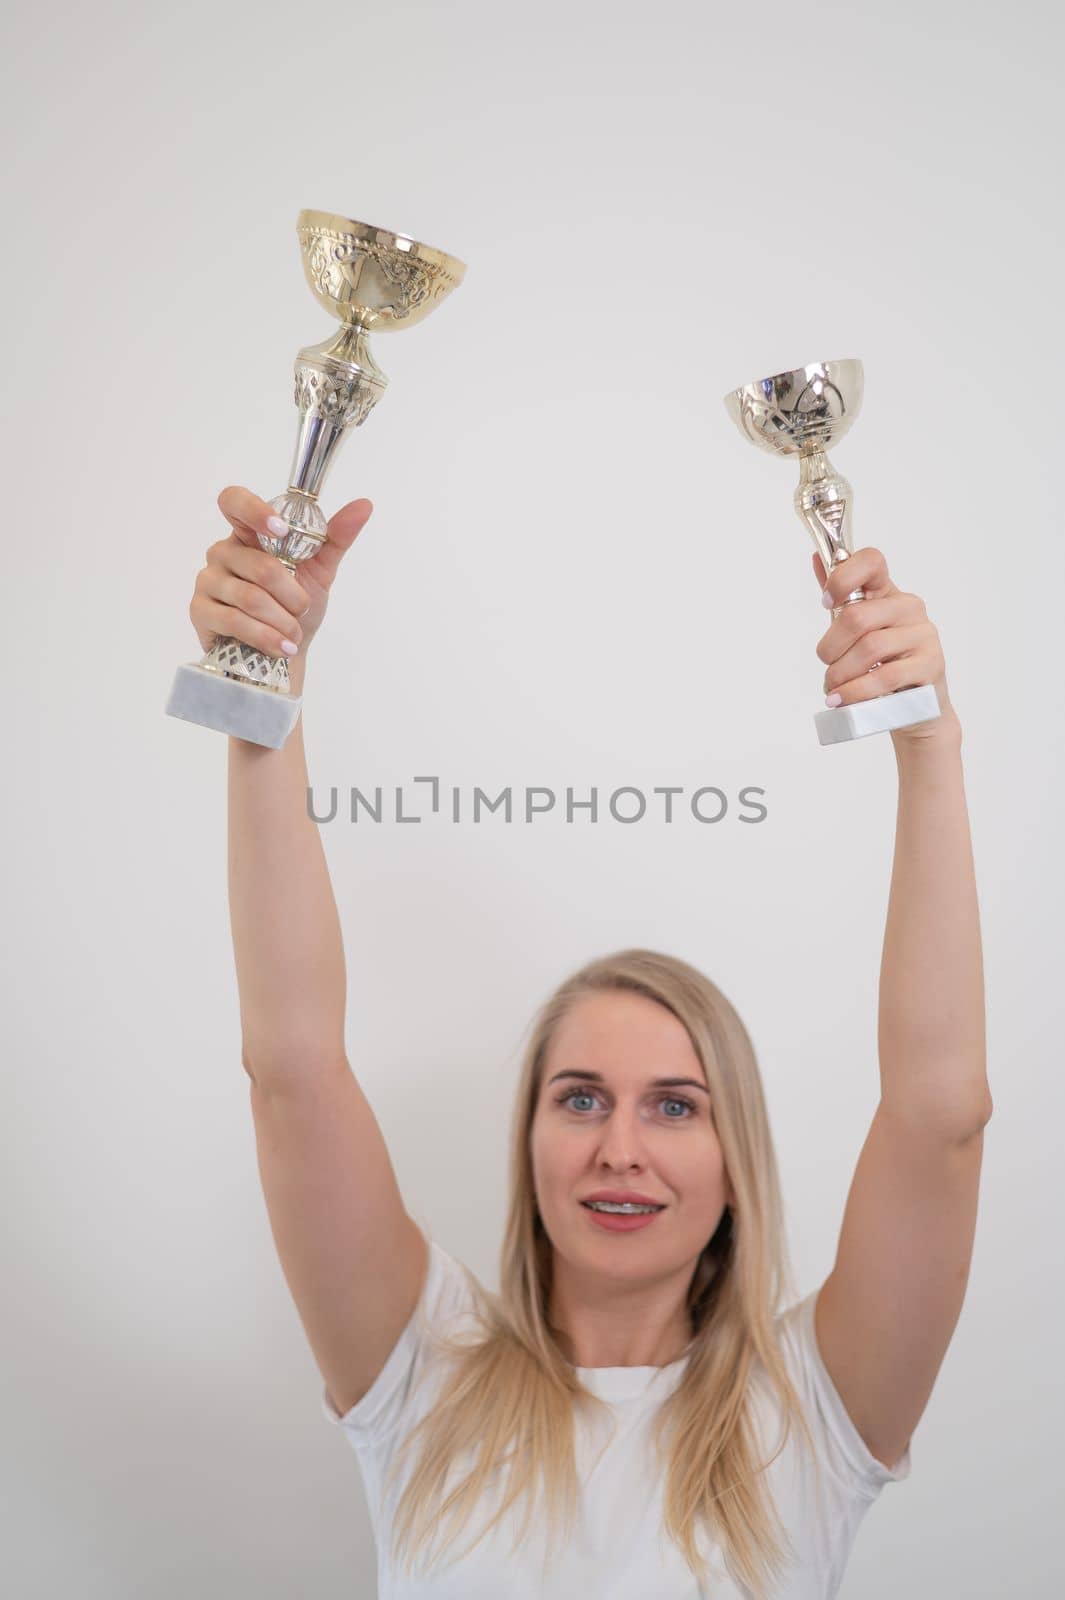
(289, 324), (387, 494)
(794, 450), (865, 609)
(286, 323), (387, 500)
(192, 326), (392, 697)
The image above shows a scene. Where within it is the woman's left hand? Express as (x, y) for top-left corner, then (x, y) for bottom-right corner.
(812, 547), (961, 750)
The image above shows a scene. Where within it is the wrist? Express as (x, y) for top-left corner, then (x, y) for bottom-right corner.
(892, 707), (963, 765)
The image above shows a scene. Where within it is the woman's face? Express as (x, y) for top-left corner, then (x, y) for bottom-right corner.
(529, 989), (734, 1284)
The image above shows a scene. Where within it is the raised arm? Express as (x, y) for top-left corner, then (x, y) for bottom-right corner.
(227, 653), (349, 1082)
(811, 543), (989, 1131)
(192, 486), (374, 1089)
(187, 486), (429, 1418)
(809, 544), (991, 1475)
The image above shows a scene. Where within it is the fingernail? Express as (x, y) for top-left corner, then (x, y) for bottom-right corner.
(825, 691), (842, 707)
(821, 589), (834, 609)
(267, 515), (288, 536)
(280, 639), (299, 656)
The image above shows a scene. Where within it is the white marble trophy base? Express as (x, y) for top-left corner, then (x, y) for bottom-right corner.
(814, 683), (941, 747)
(165, 664), (303, 750)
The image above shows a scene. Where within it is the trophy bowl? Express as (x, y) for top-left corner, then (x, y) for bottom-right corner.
(297, 210), (467, 331)
(723, 359), (863, 459)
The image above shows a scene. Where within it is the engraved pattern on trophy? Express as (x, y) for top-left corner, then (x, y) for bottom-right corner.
(363, 240), (441, 313)
(293, 367), (381, 431)
(303, 233), (445, 316)
(297, 221), (463, 326)
(201, 636), (293, 692)
(165, 210), (466, 749)
(735, 372), (847, 456)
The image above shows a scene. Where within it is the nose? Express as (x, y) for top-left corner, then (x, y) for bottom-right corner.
(595, 1109), (650, 1170)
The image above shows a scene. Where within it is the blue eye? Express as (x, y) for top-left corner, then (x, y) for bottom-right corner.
(555, 1090), (696, 1120)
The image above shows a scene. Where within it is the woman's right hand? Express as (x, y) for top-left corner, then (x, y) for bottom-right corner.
(190, 486), (374, 659)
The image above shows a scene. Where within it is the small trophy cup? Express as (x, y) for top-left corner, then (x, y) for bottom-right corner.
(723, 359), (940, 746)
(165, 210), (467, 749)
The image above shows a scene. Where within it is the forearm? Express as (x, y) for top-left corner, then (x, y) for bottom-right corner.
(227, 656), (347, 1085)
(877, 716), (991, 1136)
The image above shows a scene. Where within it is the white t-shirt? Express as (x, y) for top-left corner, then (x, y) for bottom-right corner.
(321, 1233), (911, 1598)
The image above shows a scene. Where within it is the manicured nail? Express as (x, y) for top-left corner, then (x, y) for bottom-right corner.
(821, 588), (834, 609)
(267, 515), (288, 536)
(825, 691), (842, 707)
(280, 639), (299, 656)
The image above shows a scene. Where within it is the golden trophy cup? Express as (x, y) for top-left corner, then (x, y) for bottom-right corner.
(723, 359), (941, 746)
(166, 210), (467, 749)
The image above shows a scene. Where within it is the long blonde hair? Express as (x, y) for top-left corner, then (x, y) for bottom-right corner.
(385, 948), (825, 1594)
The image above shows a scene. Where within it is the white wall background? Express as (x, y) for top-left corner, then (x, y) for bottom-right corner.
(4, 0), (1061, 1594)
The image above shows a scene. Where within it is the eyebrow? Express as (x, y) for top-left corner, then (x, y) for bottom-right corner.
(547, 1069), (710, 1097)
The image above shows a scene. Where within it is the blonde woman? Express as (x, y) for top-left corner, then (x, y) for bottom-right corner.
(192, 485), (990, 1598)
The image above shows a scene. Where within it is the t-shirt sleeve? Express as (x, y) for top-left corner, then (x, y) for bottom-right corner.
(779, 1287), (914, 1502)
(319, 1228), (482, 1446)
